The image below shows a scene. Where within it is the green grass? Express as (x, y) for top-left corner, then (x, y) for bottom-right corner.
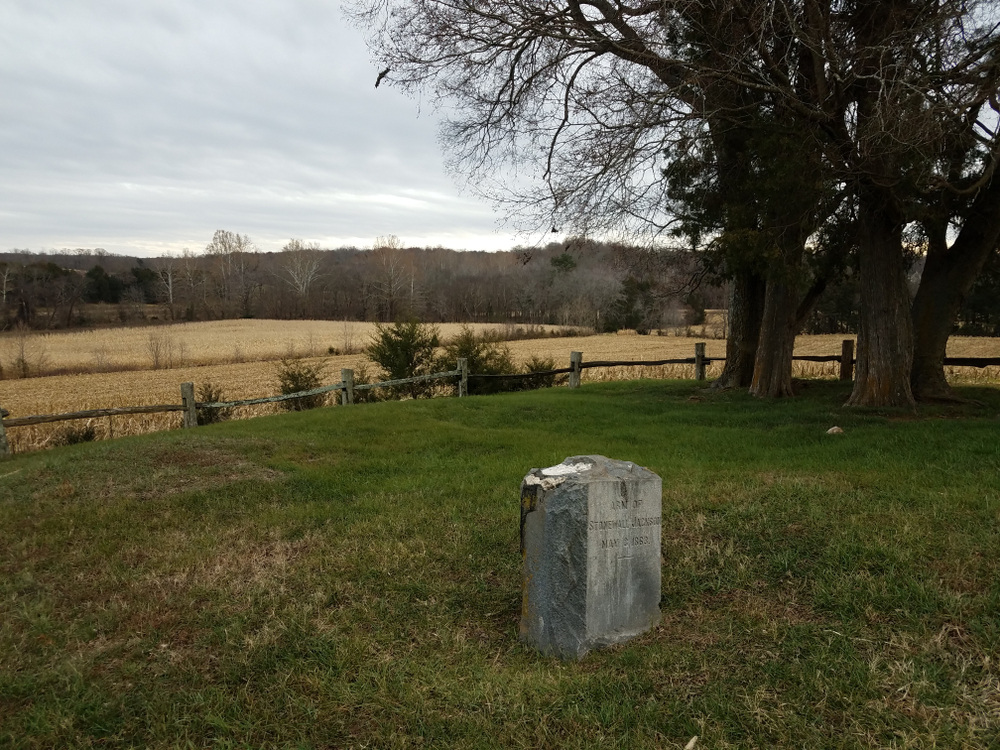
(2, 379), (999, 749)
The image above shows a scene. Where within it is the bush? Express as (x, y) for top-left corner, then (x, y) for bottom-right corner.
(196, 382), (232, 425)
(516, 355), (563, 391)
(434, 326), (518, 396)
(348, 362), (385, 404)
(365, 320), (440, 399)
(53, 422), (97, 446)
(275, 358), (327, 411)
(497, 323), (582, 341)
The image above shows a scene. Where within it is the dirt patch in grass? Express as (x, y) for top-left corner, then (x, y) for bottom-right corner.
(13, 439), (283, 508)
(658, 586), (822, 648)
(173, 533), (316, 592)
(128, 442), (283, 501)
(705, 586), (822, 626)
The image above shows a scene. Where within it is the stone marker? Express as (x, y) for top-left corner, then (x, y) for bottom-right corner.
(519, 455), (662, 660)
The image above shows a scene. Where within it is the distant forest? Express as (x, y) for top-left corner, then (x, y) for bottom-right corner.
(0, 236), (719, 333)
(1, 234), (997, 336)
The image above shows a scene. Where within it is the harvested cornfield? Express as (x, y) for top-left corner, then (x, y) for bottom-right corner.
(0, 319), (577, 377)
(504, 332), (1000, 384)
(0, 355), (364, 454)
(0, 325), (997, 454)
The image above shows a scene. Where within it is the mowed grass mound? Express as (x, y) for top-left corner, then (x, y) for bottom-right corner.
(2, 381), (999, 749)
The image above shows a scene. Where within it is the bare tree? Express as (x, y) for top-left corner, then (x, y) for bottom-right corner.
(0, 264), (13, 307)
(369, 235), (410, 321)
(177, 248), (207, 318)
(277, 239), (325, 316)
(52, 273), (86, 328)
(152, 254), (179, 319)
(351, 0), (790, 383)
(205, 230), (261, 318)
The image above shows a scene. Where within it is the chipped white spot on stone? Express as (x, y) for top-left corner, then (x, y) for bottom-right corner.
(523, 474), (566, 491)
(541, 461), (593, 477)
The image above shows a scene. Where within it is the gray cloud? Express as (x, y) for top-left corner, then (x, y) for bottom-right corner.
(0, 0), (520, 254)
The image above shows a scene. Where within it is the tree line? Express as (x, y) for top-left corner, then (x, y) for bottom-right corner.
(0, 235), (718, 332)
(3, 230), (999, 346)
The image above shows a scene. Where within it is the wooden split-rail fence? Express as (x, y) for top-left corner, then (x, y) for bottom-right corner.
(1, 340), (998, 457)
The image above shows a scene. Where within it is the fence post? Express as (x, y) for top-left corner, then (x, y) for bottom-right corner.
(840, 339), (855, 381)
(181, 382), (197, 428)
(694, 342), (706, 381)
(0, 407), (9, 458)
(457, 358), (468, 397)
(341, 369), (355, 405)
(569, 351), (582, 389)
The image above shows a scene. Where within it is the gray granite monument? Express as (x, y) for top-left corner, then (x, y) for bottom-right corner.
(519, 455), (662, 660)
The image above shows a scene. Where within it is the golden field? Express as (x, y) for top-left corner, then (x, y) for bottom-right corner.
(0, 319), (570, 375)
(0, 320), (997, 454)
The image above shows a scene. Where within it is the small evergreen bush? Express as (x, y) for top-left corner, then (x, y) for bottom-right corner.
(53, 422), (97, 446)
(434, 326), (518, 395)
(196, 382), (232, 425)
(349, 362), (384, 404)
(516, 355), (562, 391)
(365, 320), (440, 399)
(275, 359), (326, 411)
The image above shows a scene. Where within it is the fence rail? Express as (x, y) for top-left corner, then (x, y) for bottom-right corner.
(942, 357), (1000, 367)
(470, 367), (574, 380)
(3, 404), (186, 428)
(790, 355), (843, 363)
(198, 382), (348, 410)
(351, 369), (462, 391)
(2, 340), (999, 456)
(581, 358), (697, 368)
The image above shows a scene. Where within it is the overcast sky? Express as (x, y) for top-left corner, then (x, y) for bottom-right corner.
(0, 0), (524, 256)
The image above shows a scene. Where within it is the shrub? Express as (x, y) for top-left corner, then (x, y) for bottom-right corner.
(498, 323), (582, 341)
(434, 326), (518, 395)
(10, 323), (49, 379)
(516, 355), (563, 391)
(53, 422), (97, 446)
(275, 358), (327, 411)
(365, 320), (440, 399)
(196, 382), (232, 425)
(348, 362), (385, 404)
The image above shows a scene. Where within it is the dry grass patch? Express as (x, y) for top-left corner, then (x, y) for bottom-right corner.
(15, 440), (282, 507)
(857, 627), (1000, 744)
(169, 534), (316, 595)
(0, 357), (357, 453)
(0, 319), (575, 376)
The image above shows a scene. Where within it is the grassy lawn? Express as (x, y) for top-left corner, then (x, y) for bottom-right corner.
(1, 380), (999, 749)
